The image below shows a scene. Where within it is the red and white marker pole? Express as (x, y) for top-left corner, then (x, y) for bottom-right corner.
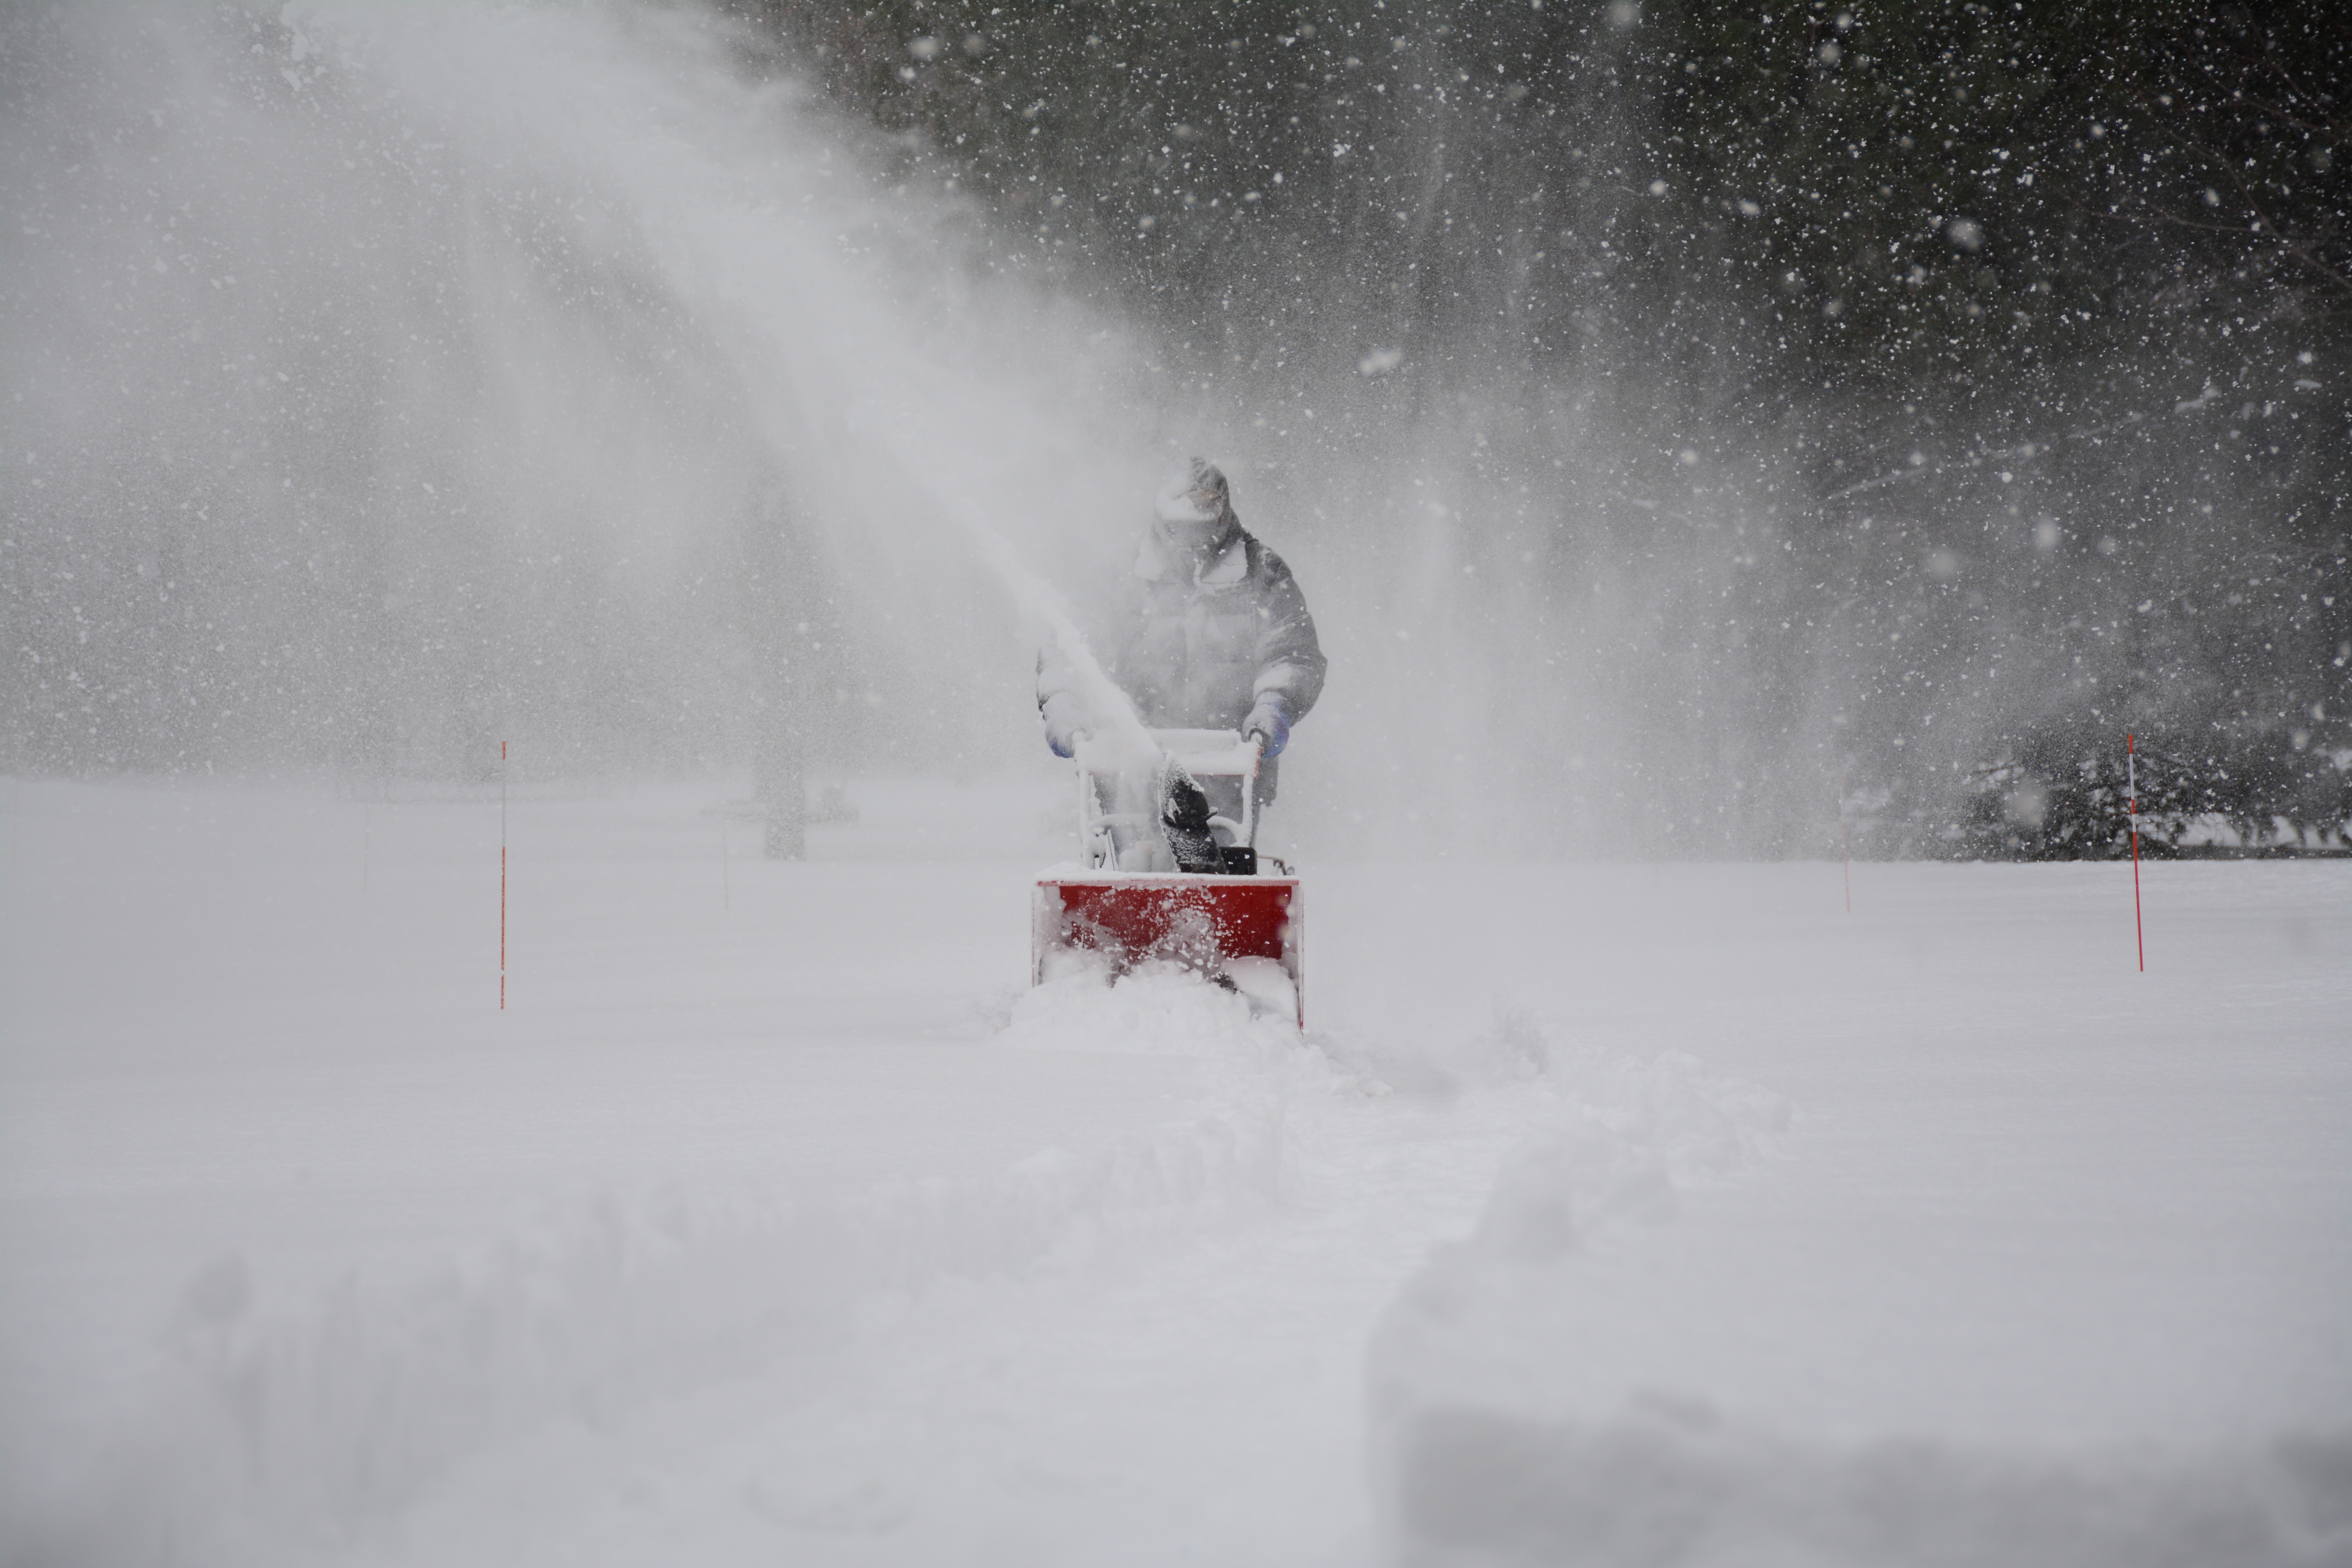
(2127, 733), (2144, 973)
(501, 740), (509, 1009)
(1838, 769), (1851, 914)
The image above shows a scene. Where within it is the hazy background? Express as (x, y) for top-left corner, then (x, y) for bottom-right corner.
(4, 0), (2345, 857)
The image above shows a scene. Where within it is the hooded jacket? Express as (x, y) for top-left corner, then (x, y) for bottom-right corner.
(1038, 510), (1325, 792)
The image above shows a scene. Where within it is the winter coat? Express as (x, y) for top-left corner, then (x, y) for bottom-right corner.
(1039, 513), (1325, 795)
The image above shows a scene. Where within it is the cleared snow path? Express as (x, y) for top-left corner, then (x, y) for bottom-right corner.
(304, 979), (1615, 1568)
(4, 777), (2346, 1567)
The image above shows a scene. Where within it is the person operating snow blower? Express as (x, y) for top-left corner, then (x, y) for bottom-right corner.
(1036, 458), (1325, 872)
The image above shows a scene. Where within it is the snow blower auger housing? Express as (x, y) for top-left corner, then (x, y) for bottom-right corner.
(1033, 728), (1303, 1027)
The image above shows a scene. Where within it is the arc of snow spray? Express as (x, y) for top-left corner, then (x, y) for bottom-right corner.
(944, 497), (1159, 758)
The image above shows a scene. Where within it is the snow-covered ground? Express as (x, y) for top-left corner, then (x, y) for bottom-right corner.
(2, 774), (2345, 1567)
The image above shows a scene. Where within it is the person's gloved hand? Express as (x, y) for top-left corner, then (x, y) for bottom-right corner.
(1243, 698), (1290, 759)
(1041, 693), (1088, 759)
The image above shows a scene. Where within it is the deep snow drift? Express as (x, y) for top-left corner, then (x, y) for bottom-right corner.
(2, 773), (2345, 1567)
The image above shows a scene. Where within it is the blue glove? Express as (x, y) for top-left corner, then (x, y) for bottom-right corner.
(1244, 699), (1290, 759)
(1042, 693), (1086, 759)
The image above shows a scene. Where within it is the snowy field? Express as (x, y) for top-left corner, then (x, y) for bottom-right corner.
(2, 773), (2345, 1568)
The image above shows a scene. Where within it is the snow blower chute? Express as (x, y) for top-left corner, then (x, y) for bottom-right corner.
(1032, 727), (1303, 1027)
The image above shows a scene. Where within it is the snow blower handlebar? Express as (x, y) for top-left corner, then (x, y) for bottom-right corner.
(1071, 728), (1263, 871)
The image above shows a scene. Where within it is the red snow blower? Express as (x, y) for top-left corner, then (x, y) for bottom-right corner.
(1032, 728), (1303, 1027)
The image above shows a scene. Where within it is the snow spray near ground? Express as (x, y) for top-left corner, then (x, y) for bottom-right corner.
(4, 779), (2347, 1565)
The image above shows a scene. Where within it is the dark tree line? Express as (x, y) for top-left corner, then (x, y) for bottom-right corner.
(740, 0), (2351, 854)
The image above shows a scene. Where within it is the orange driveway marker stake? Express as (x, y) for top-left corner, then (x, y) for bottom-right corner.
(501, 740), (508, 1009)
(2127, 733), (2144, 973)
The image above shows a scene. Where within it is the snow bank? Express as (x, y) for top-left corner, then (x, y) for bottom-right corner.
(7, 976), (1294, 1568)
(1365, 1016), (2352, 1568)
(1455, 1046), (1791, 1263)
(1378, 1402), (2348, 1568)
